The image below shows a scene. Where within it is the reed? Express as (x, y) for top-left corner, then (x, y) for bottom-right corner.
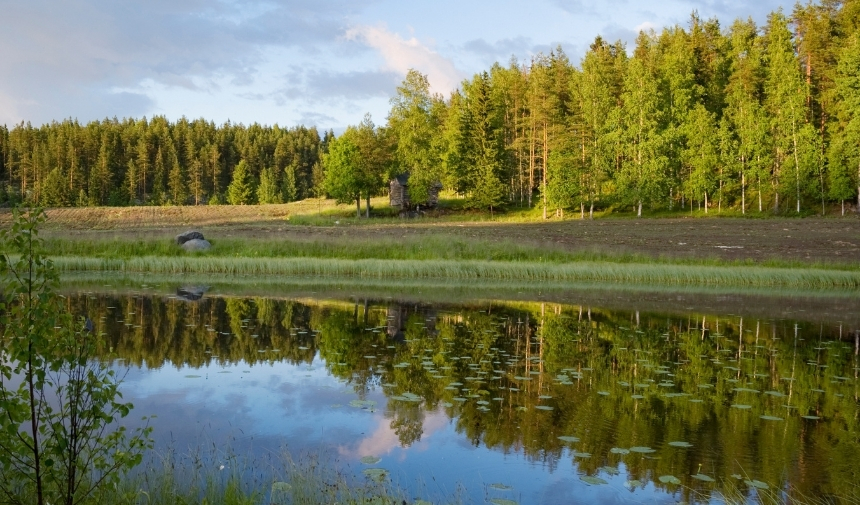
(47, 255), (860, 289)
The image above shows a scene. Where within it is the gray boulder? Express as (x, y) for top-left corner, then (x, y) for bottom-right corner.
(176, 230), (205, 245)
(182, 239), (211, 252)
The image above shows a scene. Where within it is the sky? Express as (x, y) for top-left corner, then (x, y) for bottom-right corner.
(0, 0), (795, 132)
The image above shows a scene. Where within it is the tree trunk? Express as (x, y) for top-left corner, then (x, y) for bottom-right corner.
(589, 201), (594, 219)
(365, 194), (370, 218)
(542, 121), (548, 220)
(741, 170), (745, 215)
(704, 192), (708, 214)
(356, 197), (360, 218)
(637, 200), (642, 218)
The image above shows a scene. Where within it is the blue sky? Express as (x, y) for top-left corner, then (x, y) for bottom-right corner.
(0, 0), (793, 131)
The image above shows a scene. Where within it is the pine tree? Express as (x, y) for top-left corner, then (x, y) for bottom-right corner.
(256, 166), (282, 204)
(227, 160), (256, 205)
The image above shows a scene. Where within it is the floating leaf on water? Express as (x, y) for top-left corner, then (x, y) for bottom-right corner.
(659, 475), (681, 485)
(631, 394), (645, 399)
(745, 480), (769, 490)
(760, 415), (784, 421)
(610, 448), (630, 455)
(731, 404), (752, 409)
(362, 468), (387, 481)
(689, 399), (704, 403)
(360, 456), (381, 465)
(764, 391), (785, 397)
(489, 483), (513, 491)
(579, 476), (607, 485)
(489, 499), (518, 505)
(271, 481), (292, 504)
(624, 479), (643, 489)
(558, 436), (580, 443)
(535, 405), (554, 411)
(731, 474), (743, 480)
(733, 387), (760, 393)
(811, 389), (825, 393)
(668, 441), (693, 448)
(184, 375), (201, 378)
(538, 395), (552, 399)
(630, 447), (656, 454)
(802, 415), (821, 420)
(598, 391), (610, 396)
(691, 474), (716, 482)
(453, 397), (467, 402)
(600, 466), (620, 475)
(572, 451), (591, 458)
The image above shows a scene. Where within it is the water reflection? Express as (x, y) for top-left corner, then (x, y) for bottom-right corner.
(67, 292), (859, 504)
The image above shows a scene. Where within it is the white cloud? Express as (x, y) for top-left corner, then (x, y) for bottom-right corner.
(634, 21), (658, 33)
(345, 24), (464, 95)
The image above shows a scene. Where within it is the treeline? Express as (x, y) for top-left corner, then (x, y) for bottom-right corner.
(0, 116), (331, 206)
(2, 2), (859, 217)
(327, 1), (860, 216)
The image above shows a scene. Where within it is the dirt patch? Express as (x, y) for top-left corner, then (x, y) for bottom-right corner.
(3, 206), (858, 266)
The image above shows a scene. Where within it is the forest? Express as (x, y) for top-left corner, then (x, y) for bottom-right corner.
(0, 1), (858, 217)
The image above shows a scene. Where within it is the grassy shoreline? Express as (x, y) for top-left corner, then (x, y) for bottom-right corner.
(47, 255), (860, 289)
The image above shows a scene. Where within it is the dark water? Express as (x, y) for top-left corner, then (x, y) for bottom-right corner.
(69, 290), (860, 504)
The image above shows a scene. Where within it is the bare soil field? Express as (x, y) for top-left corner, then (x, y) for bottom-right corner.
(2, 204), (858, 265)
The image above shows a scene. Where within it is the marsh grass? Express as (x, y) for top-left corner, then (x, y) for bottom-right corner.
(35, 234), (859, 272)
(103, 445), (456, 505)
(46, 255), (860, 289)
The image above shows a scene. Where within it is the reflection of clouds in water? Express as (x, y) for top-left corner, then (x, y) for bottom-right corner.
(339, 409), (450, 460)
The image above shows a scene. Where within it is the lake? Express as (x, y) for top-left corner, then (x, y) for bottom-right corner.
(66, 286), (859, 504)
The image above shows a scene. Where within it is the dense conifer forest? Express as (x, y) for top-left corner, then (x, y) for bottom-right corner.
(1, 1), (858, 216)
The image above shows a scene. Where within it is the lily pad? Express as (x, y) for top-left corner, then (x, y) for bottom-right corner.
(489, 499), (518, 505)
(630, 446), (656, 454)
(271, 482), (292, 505)
(760, 415), (784, 421)
(745, 479), (769, 490)
(668, 441), (693, 448)
(624, 479), (643, 489)
(691, 473), (716, 482)
(571, 451), (591, 458)
(362, 468), (388, 481)
(731, 404), (752, 409)
(184, 375), (201, 378)
(802, 415), (821, 420)
(557, 436), (580, 443)
(360, 456), (381, 465)
(535, 405), (554, 411)
(489, 483), (513, 490)
(579, 476), (607, 485)
(610, 447), (630, 455)
(659, 475), (681, 485)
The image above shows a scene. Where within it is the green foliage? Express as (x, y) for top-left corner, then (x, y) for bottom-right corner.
(0, 207), (152, 505)
(227, 160), (256, 205)
(257, 167), (283, 204)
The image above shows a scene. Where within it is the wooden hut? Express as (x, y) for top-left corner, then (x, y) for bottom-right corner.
(389, 173), (442, 211)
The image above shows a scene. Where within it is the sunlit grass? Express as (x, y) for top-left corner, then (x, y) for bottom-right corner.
(45, 255), (860, 289)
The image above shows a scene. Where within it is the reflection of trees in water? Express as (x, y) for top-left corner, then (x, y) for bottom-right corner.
(65, 293), (859, 502)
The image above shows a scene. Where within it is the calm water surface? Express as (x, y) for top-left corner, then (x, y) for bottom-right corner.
(70, 290), (860, 504)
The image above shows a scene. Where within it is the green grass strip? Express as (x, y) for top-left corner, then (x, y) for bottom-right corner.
(47, 256), (860, 289)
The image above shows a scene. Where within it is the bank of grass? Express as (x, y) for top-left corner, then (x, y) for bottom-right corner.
(47, 255), (860, 289)
(37, 234), (859, 272)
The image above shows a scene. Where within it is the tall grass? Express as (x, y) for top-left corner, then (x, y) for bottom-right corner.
(47, 256), (860, 289)
(89, 445), (453, 505)
(36, 235), (860, 271)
